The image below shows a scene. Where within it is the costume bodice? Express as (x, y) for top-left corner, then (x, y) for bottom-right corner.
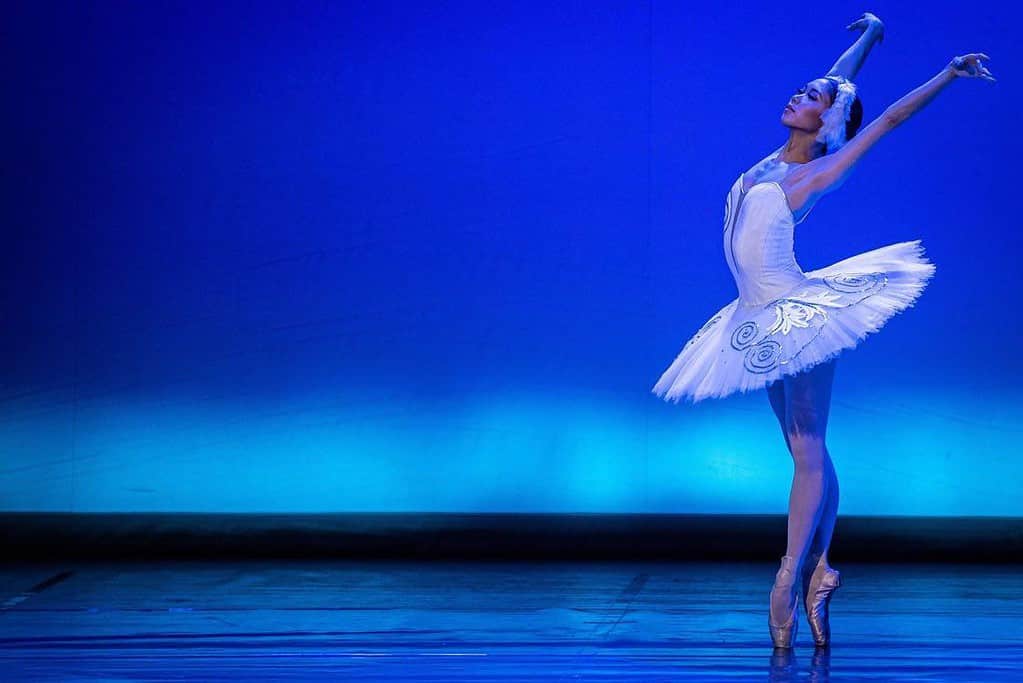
(722, 147), (814, 306)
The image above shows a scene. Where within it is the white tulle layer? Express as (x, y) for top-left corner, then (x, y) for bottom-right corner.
(652, 240), (937, 405)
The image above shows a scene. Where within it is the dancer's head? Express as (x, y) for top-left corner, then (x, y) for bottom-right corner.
(781, 76), (863, 155)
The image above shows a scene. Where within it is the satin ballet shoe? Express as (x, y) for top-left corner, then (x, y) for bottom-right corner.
(768, 555), (799, 648)
(802, 554), (842, 647)
(800, 551), (823, 614)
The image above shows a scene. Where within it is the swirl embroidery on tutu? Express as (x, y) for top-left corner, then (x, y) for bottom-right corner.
(823, 272), (888, 294)
(767, 292), (843, 335)
(730, 321), (759, 350)
(745, 340), (783, 372)
(728, 273), (888, 374)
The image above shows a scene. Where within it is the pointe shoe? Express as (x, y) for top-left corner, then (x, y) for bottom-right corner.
(768, 555), (799, 648)
(801, 553), (842, 647)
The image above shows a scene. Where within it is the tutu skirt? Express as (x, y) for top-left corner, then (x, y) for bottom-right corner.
(652, 239), (936, 404)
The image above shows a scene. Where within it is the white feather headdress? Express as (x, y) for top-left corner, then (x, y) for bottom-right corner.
(815, 77), (858, 153)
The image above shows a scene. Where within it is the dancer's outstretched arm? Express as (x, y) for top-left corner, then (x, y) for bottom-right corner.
(766, 14), (883, 159)
(826, 12), (885, 81)
(791, 54), (995, 206)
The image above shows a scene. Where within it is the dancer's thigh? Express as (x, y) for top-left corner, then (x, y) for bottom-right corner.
(766, 379), (788, 445)
(783, 358), (837, 439)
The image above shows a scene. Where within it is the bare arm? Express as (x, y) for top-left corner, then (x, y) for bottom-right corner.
(784, 54), (995, 212)
(826, 13), (885, 81)
(763, 16), (881, 170)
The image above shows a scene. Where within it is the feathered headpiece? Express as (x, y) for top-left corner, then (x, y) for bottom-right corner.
(815, 76), (858, 153)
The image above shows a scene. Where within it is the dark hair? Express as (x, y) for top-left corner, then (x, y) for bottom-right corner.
(822, 76), (864, 144)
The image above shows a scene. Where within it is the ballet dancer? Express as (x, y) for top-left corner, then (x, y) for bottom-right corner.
(651, 12), (995, 648)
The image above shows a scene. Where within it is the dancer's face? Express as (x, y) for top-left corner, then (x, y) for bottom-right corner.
(781, 78), (833, 131)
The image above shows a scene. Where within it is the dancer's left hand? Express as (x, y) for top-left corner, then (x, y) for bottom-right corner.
(948, 53), (996, 82)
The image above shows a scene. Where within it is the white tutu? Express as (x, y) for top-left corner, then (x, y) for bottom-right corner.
(652, 239), (936, 404)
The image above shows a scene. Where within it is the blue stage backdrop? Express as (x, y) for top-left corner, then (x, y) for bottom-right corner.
(2, 2), (1016, 515)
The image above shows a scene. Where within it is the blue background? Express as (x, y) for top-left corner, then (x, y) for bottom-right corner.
(2, 2), (1017, 514)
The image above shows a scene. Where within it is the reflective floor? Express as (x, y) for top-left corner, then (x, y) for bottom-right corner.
(2, 560), (1021, 681)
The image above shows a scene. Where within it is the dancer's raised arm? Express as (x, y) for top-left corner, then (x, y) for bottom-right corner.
(826, 12), (885, 81)
(791, 54), (995, 205)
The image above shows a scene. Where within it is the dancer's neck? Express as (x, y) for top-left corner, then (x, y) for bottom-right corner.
(779, 131), (826, 165)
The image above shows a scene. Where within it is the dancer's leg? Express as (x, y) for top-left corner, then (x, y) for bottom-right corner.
(769, 358), (836, 622)
(766, 377), (839, 563)
(811, 449), (840, 565)
(766, 379), (792, 454)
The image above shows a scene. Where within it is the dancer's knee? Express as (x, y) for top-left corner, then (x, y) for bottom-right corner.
(785, 406), (828, 440)
(788, 434), (827, 471)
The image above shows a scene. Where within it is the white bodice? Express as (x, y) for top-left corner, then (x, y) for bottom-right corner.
(722, 148), (816, 306)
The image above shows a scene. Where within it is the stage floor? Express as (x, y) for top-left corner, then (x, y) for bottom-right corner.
(2, 559), (1022, 681)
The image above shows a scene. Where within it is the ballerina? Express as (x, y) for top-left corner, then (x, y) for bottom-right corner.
(651, 12), (995, 648)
